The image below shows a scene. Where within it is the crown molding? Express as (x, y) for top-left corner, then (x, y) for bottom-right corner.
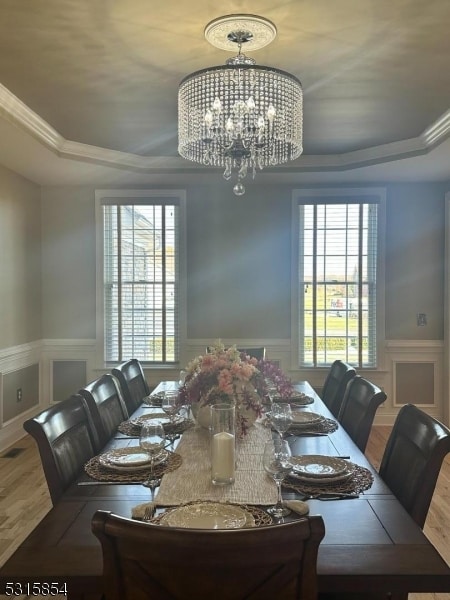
(1, 82), (450, 175)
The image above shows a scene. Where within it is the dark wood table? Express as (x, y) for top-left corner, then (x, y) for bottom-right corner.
(1, 382), (450, 599)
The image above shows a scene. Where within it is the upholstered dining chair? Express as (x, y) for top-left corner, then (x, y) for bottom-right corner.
(79, 374), (129, 448)
(379, 403), (450, 529)
(24, 393), (100, 505)
(92, 510), (325, 600)
(321, 360), (356, 418)
(338, 375), (386, 453)
(111, 358), (150, 414)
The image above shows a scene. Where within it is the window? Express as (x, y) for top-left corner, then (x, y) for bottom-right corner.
(293, 189), (385, 368)
(96, 190), (185, 365)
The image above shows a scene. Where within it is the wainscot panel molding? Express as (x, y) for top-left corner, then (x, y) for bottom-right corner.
(0, 340), (42, 452)
(41, 339), (96, 402)
(384, 339), (445, 426)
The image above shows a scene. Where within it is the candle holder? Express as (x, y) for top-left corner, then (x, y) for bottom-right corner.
(210, 403), (236, 486)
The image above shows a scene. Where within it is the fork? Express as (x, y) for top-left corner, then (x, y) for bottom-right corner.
(143, 504), (155, 521)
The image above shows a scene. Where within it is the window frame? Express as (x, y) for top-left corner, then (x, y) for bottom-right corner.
(291, 187), (386, 371)
(95, 189), (187, 368)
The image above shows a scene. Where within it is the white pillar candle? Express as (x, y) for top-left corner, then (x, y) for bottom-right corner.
(211, 431), (235, 485)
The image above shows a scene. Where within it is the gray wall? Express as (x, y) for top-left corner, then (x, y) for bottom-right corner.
(385, 183), (445, 339)
(0, 164), (41, 349)
(38, 182), (447, 343)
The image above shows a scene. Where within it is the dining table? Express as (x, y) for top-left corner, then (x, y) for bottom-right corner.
(1, 381), (450, 599)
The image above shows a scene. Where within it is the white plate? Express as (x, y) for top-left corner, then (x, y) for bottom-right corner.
(290, 412), (324, 426)
(159, 503), (255, 529)
(130, 413), (169, 428)
(291, 455), (349, 478)
(98, 447), (168, 472)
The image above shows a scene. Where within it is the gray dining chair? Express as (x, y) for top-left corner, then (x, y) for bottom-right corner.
(111, 358), (150, 414)
(321, 360), (356, 418)
(24, 393), (100, 505)
(338, 375), (386, 453)
(379, 403), (450, 529)
(92, 510), (325, 600)
(79, 374), (129, 448)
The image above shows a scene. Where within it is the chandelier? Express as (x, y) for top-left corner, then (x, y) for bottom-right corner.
(178, 15), (303, 196)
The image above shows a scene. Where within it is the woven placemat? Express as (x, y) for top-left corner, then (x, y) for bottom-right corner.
(289, 416), (338, 435)
(262, 415), (338, 435)
(144, 501), (274, 528)
(84, 451), (182, 483)
(118, 415), (195, 438)
(283, 462), (373, 496)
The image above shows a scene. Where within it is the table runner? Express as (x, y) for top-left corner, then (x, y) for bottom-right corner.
(155, 421), (278, 506)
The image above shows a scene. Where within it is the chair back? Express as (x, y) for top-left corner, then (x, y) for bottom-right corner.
(338, 375), (386, 452)
(379, 403), (450, 528)
(321, 360), (356, 418)
(24, 394), (100, 505)
(111, 358), (150, 414)
(79, 374), (129, 447)
(92, 510), (325, 600)
(237, 347), (266, 360)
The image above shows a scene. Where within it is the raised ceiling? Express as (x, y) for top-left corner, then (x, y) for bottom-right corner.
(0, 0), (450, 185)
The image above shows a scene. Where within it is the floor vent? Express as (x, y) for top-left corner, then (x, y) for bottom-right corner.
(1, 447), (25, 458)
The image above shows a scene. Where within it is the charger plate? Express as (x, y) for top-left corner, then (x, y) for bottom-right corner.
(291, 412), (324, 426)
(273, 393), (314, 406)
(292, 455), (348, 478)
(98, 447), (168, 472)
(84, 450), (182, 482)
(130, 413), (170, 427)
(159, 502), (255, 529)
(118, 416), (195, 438)
(284, 460), (374, 495)
(149, 502), (273, 528)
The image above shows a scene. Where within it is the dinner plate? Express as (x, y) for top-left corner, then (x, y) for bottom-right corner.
(130, 413), (170, 428)
(159, 502), (255, 529)
(98, 447), (168, 472)
(291, 455), (349, 478)
(290, 412), (324, 426)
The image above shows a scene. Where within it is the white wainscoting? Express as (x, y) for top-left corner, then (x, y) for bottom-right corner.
(1, 337), (445, 452)
(383, 339), (445, 425)
(0, 340), (42, 452)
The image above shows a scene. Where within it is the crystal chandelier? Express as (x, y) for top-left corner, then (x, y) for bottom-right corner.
(178, 15), (303, 196)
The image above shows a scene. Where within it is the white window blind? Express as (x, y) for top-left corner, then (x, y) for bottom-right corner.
(102, 201), (179, 363)
(298, 200), (379, 367)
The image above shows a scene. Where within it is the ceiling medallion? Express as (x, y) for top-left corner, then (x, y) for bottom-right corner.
(178, 14), (303, 196)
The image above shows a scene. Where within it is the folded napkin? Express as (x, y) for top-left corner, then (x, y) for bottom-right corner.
(284, 500), (309, 516)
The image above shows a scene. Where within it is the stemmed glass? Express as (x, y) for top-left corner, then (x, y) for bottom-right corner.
(139, 422), (166, 496)
(263, 439), (293, 518)
(161, 390), (181, 446)
(270, 402), (293, 439)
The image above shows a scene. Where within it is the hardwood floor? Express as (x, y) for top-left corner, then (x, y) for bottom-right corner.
(0, 427), (449, 599)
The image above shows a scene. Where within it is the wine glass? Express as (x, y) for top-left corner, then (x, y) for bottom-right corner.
(139, 422), (166, 496)
(161, 390), (181, 446)
(270, 402), (293, 439)
(263, 439), (293, 518)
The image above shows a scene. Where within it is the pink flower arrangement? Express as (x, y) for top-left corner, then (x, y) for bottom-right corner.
(178, 341), (294, 436)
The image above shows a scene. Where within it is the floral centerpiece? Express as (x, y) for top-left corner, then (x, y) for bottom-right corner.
(178, 341), (294, 437)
